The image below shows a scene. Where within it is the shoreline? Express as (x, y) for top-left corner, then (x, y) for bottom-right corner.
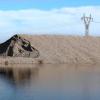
(0, 57), (100, 65)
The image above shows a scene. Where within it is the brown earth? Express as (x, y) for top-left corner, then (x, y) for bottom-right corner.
(1, 34), (100, 64)
(20, 35), (100, 64)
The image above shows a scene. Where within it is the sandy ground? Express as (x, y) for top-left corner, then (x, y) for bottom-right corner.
(1, 35), (100, 64)
(20, 35), (100, 64)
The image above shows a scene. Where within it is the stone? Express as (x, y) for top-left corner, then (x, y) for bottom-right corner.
(0, 34), (40, 58)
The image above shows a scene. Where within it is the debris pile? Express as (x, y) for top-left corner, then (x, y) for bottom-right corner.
(0, 34), (40, 58)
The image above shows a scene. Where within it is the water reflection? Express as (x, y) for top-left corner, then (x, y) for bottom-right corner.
(0, 64), (39, 85)
(0, 64), (100, 100)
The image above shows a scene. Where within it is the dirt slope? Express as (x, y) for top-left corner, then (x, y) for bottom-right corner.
(20, 35), (100, 64)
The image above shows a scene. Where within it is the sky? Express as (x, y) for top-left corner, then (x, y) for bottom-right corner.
(0, 0), (100, 42)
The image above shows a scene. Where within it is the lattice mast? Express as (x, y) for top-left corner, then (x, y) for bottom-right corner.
(81, 14), (93, 36)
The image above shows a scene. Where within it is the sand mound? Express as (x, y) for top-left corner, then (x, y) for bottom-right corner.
(1, 34), (100, 64)
(21, 35), (100, 64)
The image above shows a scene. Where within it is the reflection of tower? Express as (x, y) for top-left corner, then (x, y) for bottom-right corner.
(81, 14), (93, 36)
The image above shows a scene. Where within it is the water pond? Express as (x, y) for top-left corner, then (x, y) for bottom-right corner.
(0, 64), (100, 100)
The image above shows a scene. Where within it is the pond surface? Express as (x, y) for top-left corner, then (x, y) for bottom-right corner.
(0, 64), (100, 100)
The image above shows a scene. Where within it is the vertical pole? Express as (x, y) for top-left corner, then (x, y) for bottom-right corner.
(81, 14), (93, 36)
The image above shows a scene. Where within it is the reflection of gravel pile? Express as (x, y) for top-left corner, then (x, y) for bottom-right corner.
(0, 34), (40, 58)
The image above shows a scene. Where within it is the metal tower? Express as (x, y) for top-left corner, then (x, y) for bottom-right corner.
(81, 14), (93, 36)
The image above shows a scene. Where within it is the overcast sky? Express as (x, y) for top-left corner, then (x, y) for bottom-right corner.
(0, 0), (100, 42)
